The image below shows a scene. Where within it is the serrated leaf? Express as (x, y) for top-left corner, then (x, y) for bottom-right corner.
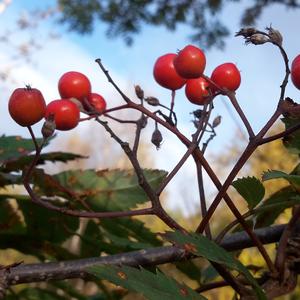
(281, 117), (300, 154)
(174, 259), (203, 283)
(164, 231), (266, 299)
(0, 135), (51, 164)
(232, 177), (265, 209)
(100, 218), (162, 249)
(253, 186), (300, 228)
(89, 265), (207, 300)
(0, 234), (78, 260)
(52, 169), (167, 210)
(262, 170), (300, 191)
(2, 151), (86, 172)
(18, 200), (80, 244)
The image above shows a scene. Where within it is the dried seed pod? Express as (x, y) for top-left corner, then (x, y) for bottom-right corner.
(246, 33), (269, 45)
(212, 115), (222, 128)
(266, 26), (283, 46)
(151, 127), (163, 150)
(145, 97), (160, 106)
(235, 27), (258, 38)
(41, 113), (56, 138)
(135, 85), (144, 100)
(139, 115), (148, 128)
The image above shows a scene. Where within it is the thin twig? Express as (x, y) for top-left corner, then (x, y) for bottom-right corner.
(95, 59), (131, 103)
(259, 122), (300, 145)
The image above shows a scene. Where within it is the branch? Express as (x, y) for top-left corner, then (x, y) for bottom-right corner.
(3, 223), (293, 286)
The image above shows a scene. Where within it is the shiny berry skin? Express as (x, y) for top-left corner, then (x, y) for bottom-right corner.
(45, 99), (80, 131)
(211, 63), (241, 92)
(174, 45), (206, 78)
(58, 71), (91, 102)
(85, 93), (107, 113)
(185, 77), (211, 105)
(291, 55), (300, 90)
(8, 86), (46, 126)
(153, 53), (186, 90)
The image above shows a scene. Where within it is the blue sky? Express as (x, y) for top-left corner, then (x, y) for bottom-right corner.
(1, 0), (300, 213)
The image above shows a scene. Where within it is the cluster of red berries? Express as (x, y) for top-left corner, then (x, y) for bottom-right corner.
(8, 71), (107, 131)
(153, 45), (241, 105)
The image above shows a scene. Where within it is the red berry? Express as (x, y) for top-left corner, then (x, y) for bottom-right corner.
(185, 78), (211, 105)
(58, 71), (91, 102)
(8, 86), (46, 126)
(174, 45), (206, 78)
(291, 55), (300, 90)
(153, 53), (186, 90)
(85, 93), (107, 113)
(45, 99), (80, 131)
(211, 63), (241, 92)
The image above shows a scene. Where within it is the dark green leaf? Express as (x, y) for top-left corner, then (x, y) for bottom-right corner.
(281, 117), (300, 154)
(89, 265), (207, 300)
(2, 151), (86, 172)
(17, 287), (67, 300)
(164, 231), (266, 299)
(232, 176), (265, 209)
(200, 265), (219, 284)
(262, 169), (300, 191)
(253, 186), (300, 228)
(0, 234), (78, 260)
(0, 197), (26, 235)
(0, 135), (47, 163)
(174, 259), (203, 283)
(100, 218), (162, 249)
(0, 172), (22, 186)
(53, 169), (167, 210)
(18, 200), (80, 244)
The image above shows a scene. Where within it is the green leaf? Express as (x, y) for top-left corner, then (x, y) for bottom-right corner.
(89, 265), (207, 300)
(53, 168), (167, 210)
(100, 218), (162, 249)
(17, 287), (67, 300)
(2, 151), (86, 172)
(0, 135), (45, 163)
(164, 231), (266, 299)
(262, 169), (300, 191)
(0, 234), (78, 260)
(253, 186), (300, 228)
(200, 265), (219, 284)
(0, 172), (22, 186)
(0, 197), (26, 234)
(232, 177), (265, 209)
(281, 117), (300, 154)
(173, 259), (203, 283)
(18, 200), (80, 244)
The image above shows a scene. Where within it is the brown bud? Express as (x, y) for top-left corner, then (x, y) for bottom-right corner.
(145, 97), (160, 106)
(266, 26), (283, 46)
(151, 128), (163, 150)
(135, 85), (144, 100)
(246, 33), (269, 45)
(212, 115), (222, 128)
(41, 113), (56, 138)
